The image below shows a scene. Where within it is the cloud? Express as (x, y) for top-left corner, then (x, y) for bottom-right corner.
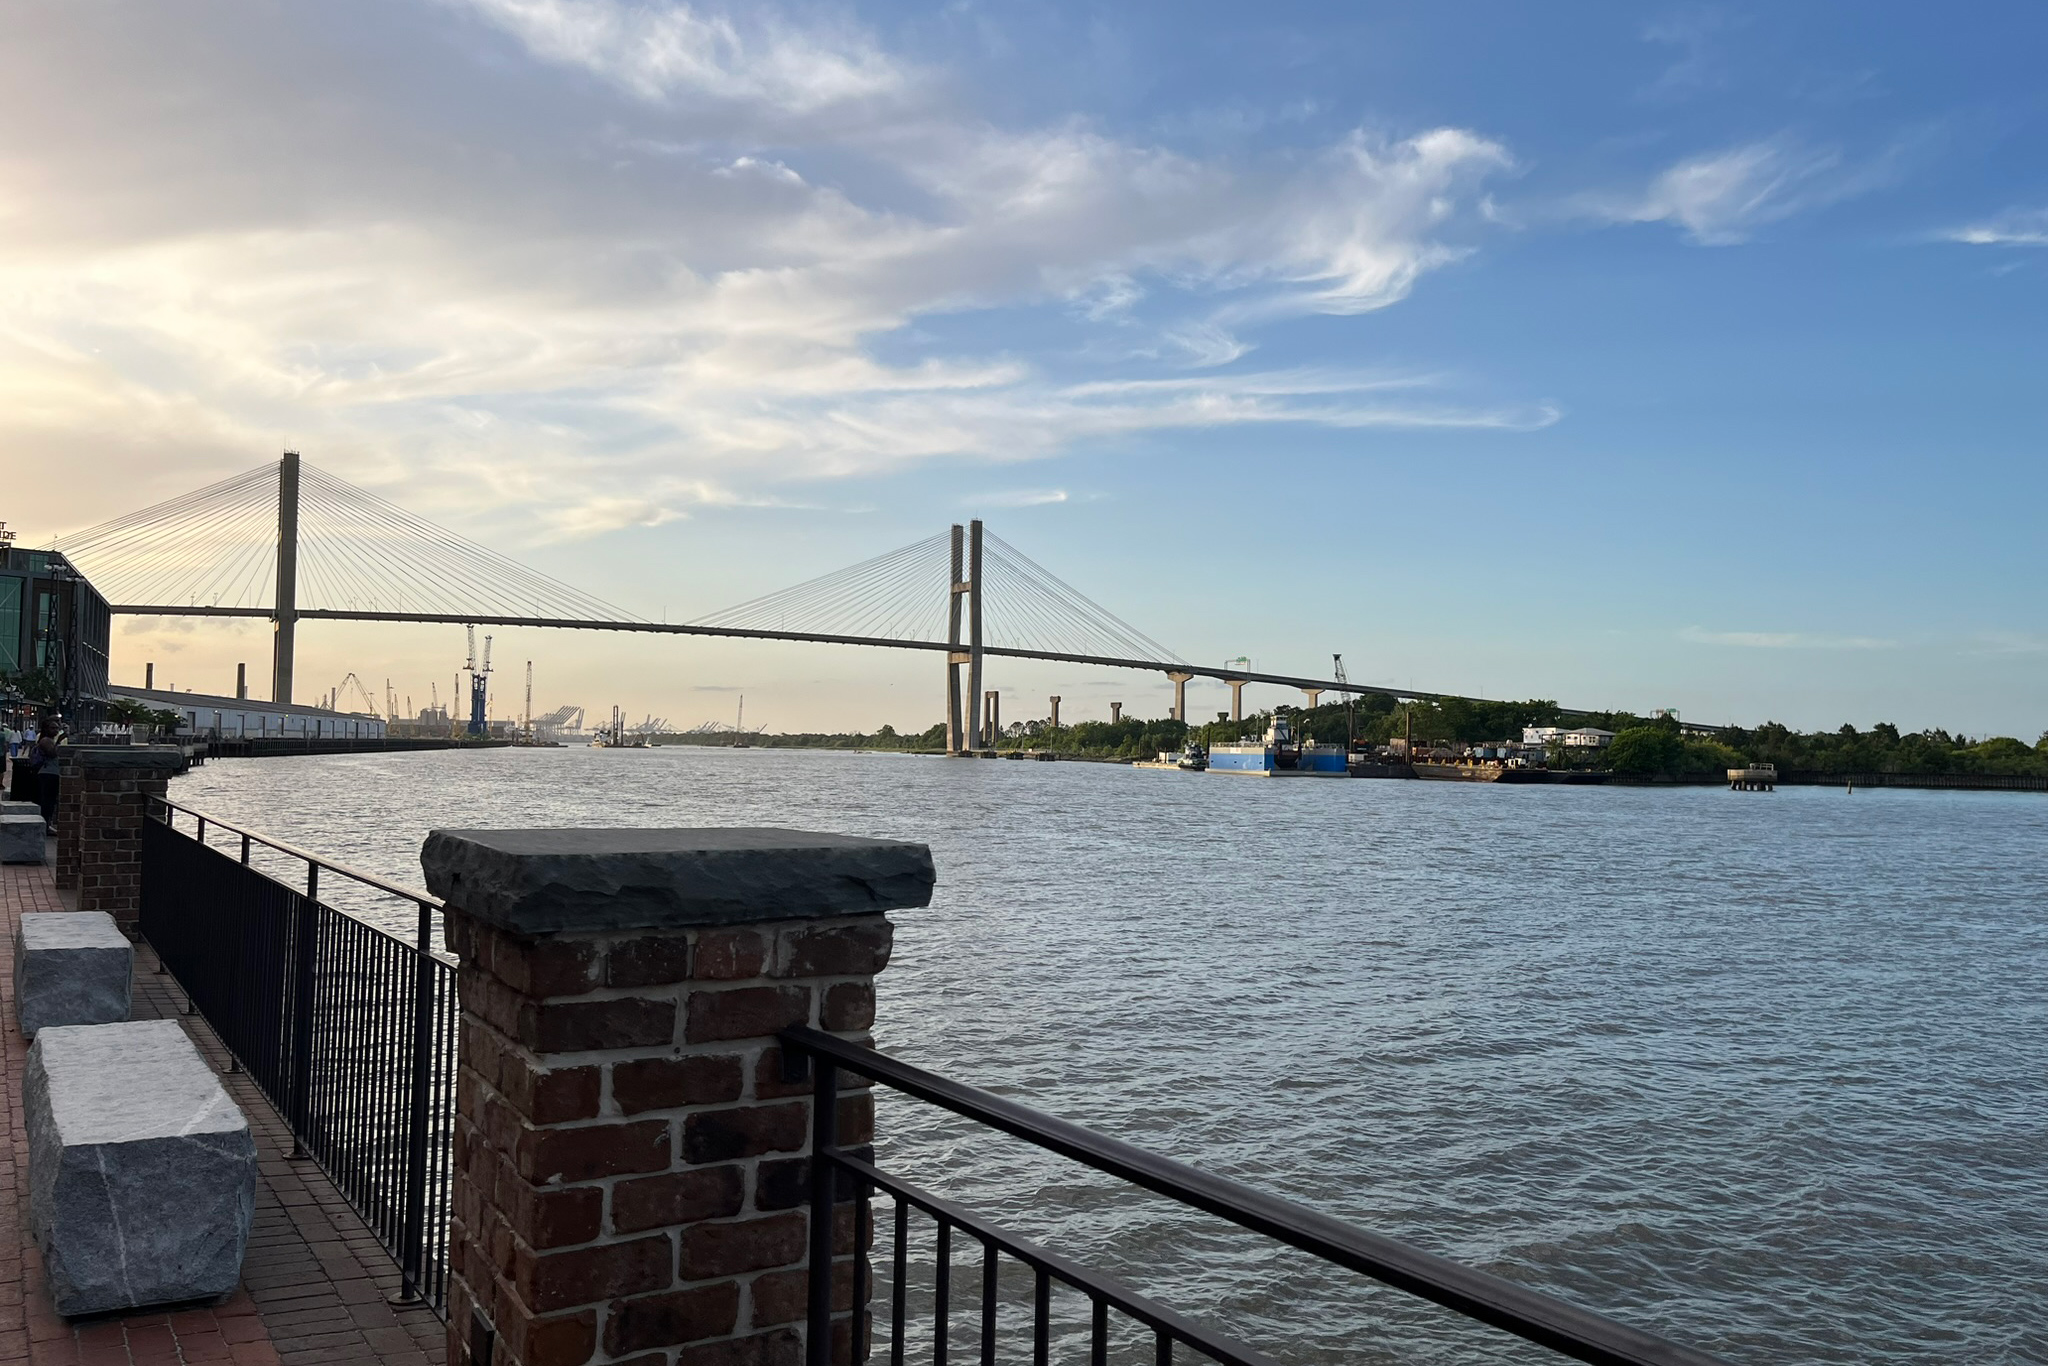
(0, 2), (1529, 542)
(1595, 135), (1900, 244)
(1681, 627), (1896, 649)
(1638, 8), (1742, 101)
(448, 0), (908, 112)
(1941, 208), (2048, 247)
(971, 489), (1069, 508)
(1969, 631), (2048, 655)
(1163, 323), (1251, 367)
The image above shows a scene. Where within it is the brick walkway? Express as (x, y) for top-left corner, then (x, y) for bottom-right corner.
(2, 845), (446, 1365)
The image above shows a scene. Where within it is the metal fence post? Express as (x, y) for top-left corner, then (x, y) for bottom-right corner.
(287, 862), (319, 1160)
(394, 900), (436, 1304)
(807, 1049), (841, 1366)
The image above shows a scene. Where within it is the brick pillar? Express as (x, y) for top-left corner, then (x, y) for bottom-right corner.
(55, 746), (185, 924)
(423, 828), (935, 1366)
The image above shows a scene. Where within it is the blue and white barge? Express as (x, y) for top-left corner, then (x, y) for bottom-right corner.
(1207, 714), (1347, 777)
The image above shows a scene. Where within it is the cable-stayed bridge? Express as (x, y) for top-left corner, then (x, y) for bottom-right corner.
(58, 452), (1474, 751)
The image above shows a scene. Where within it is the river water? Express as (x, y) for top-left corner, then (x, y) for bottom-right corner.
(170, 747), (2048, 1365)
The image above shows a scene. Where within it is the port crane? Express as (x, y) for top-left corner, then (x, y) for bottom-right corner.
(464, 626), (493, 736)
(1333, 653), (1354, 748)
(332, 672), (383, 718)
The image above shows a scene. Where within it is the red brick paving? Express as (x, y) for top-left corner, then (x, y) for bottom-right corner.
(3, 841), (445, 1365)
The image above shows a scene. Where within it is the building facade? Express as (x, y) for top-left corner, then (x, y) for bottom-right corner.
(0, 544), (111, 730)
(110, 685), (387, 740)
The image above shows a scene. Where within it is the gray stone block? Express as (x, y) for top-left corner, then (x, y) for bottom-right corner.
(1, 798), (42, 817)
(26, 1019), (255, 1315)
(59, 744), (187, 774)
(422, 827), (935, 935)
(1, 811), (45, 863)
(14, 912), (132, 1035)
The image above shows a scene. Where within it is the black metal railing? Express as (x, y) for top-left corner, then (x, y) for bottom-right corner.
(781, 1026), (1731, 1366)
(140, 798), (456, 1316)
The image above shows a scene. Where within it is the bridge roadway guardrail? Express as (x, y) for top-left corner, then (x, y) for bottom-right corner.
(140, 797), (455, 1316)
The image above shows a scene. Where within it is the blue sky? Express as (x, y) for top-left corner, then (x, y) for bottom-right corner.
(6, 2), (2045, 734)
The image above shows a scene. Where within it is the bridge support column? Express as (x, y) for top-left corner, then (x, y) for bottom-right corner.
(965, 521), (984, 755)
(1166, 672), (1193, 723)
(1110, 702), (1121, 724)
(271, 450), (301, 705)
(1301, 688), (1322, 710)
(1228, 680), (1246, 722)
(946, 525), (968, 755)
(981, 691), (1000, 748)
(1049, 696), (1059, 730)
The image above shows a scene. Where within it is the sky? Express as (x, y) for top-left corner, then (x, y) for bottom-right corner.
(3, 1), (2045, 736)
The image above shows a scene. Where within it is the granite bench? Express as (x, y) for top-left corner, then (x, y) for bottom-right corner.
(13, 911), (132, 1035)
(0, 810), (44, 863)
(26, 1019), (257, 1315)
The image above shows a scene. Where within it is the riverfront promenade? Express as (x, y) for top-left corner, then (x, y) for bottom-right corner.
(1, 846), (445, 1365)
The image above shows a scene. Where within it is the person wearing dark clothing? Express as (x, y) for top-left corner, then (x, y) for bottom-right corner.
(31, 718), (61, 832)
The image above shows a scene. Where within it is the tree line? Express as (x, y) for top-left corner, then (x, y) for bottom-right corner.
(656, 695), (2048, 778)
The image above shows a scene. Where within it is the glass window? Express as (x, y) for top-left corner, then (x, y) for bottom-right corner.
(0, 577), (19, 673)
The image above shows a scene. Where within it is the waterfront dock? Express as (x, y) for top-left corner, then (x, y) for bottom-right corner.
(1729, 764), (1778, 791)
(1, 841), (445, 1365)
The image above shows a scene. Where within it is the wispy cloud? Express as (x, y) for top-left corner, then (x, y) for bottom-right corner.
(1681, 627), (1897, 650)
(0, 2), (1534, 539)
(1593, 134), (1903, 244)
(1941, 208), (2048, 247)
(971, 489), (1069, 508)
(449, 0), (908, 113)
(1969, 631), (2048, 655)
(1638, 8), (1742, 102)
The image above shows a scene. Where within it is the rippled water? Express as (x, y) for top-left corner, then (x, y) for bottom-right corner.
(172, 747), (2048, 1365)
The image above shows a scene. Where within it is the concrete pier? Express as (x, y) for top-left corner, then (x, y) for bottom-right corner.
(1728, 765), (1777, 792)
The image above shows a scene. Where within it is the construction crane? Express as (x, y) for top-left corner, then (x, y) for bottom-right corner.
(332, 672), (382, 718)
(464, 626), (493, 737)
(1333, 653), (1355, 749)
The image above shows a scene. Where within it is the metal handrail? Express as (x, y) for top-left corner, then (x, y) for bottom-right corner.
(781, 1025), (1730, 1366)
(831, 1149), (1284, 1366)
(153, 796), (443, 910)
(145, 797), (450, 1310)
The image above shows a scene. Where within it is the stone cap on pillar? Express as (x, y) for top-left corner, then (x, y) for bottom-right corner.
(56, 745), (188, 774)
(421, 826), (935, 936)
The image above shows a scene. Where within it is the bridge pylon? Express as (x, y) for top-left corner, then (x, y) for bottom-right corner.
(946, 524), (969, 754)
(961, 520), (985, 754)
(271, 450), (300, 704)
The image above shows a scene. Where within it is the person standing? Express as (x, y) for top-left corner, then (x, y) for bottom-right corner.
(32, 714), (61, 832)
(8, 718), (36, 803)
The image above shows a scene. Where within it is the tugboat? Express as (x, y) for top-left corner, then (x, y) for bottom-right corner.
(1176, 739), (1208, 771)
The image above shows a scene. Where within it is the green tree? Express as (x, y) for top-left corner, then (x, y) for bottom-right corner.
(1606, 726), (1687, 775)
